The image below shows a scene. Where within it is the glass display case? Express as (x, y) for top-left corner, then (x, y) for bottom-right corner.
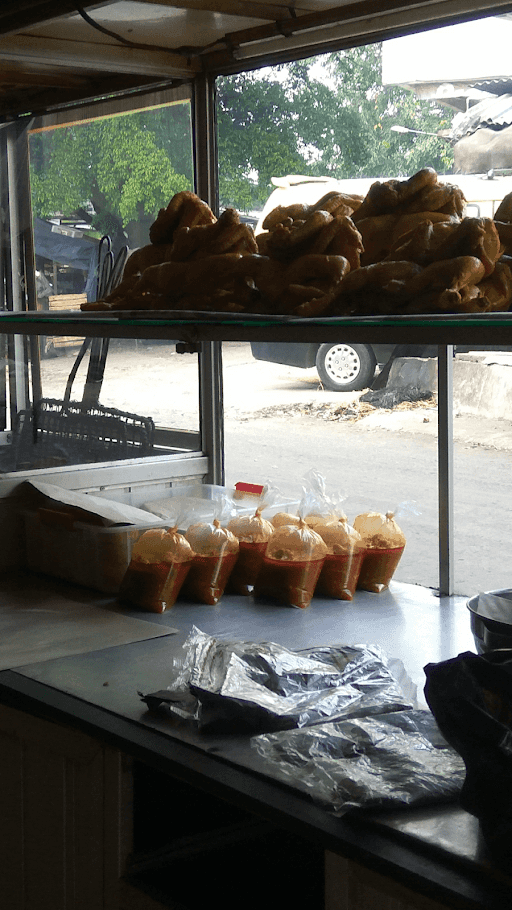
(3, 6), (512, 910)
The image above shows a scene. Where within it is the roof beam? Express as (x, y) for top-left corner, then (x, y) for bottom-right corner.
(199, 0), (512, 72)
(130, 0), (300, 19)
(0, 35), (199, 78)
(0, 75), (175, 119)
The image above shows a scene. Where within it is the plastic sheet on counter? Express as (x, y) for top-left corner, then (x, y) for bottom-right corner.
(140, 626), (416, 733)
(252, 710), (466, 816)
(0, 594), (176, 670)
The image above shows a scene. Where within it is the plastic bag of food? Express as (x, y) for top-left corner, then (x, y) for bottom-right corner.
(180, 518), (239, 604)
(300, 469), (343, 528)
(353, 510), (406, 593)
(118, 526), (195, 613)
(253, 517), (327, 608)
(271, 470), (343, 531)
(314, 516), (365, 600)
(225, 507), (275, 595)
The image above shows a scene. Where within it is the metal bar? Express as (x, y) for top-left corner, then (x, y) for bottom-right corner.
(6, 123), (30, 415)
(3, 313), (512, 346)
(153, 427), (201, 450)
(193, 73), (224, 485)
(193, 72), (219, 214)
(0, 128), (8, 430)
(198, 341), (224, 486)
(16, 119), (43, 404)
(437, 345), (454, 595)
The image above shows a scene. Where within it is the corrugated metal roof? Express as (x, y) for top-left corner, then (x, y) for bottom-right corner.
(451, 93), (512, 139)
(472, 77), (512, 95)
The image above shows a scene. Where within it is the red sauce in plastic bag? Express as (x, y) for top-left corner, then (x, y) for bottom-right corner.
(316, 550), (365, 601)
(253, 556), (325, 608)
(180, 551), (239, 605)
(225, 540), (268, 596)
(356, 546), (404, 593)
(119, 558), (192, 613)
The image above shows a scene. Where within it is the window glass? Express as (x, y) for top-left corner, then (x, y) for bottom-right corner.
(217, 17), (512, 597)
(0, 100), (203, 475)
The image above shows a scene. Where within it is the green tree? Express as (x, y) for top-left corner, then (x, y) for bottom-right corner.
(216, 70), (309, 212)
(29, 103), (194, 250)
(216, 42), (454, 211)
(322, 45), (453, 178)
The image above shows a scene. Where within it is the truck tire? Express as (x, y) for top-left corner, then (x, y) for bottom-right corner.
(316, 343), (376, 392)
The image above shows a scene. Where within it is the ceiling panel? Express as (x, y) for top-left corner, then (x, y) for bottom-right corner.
(23, 3), (268, 49)
(1, 1), (511, 118)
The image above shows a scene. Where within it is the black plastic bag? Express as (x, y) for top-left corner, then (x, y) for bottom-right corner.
(424, 649), (512, 868)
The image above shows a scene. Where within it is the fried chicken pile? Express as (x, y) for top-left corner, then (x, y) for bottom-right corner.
(81, 170), (512, 317)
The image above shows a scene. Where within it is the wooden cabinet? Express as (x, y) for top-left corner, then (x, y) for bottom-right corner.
(325, 855), (453, 910)
(0, 704), (132, 910)
(0, 701), (477, 910)
(0, 704), (327, 910)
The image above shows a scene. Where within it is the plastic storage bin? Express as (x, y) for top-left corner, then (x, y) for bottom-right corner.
(23, 508), (166, 594)
(143, 484), (235, 527)
(144, 484), (300, 530)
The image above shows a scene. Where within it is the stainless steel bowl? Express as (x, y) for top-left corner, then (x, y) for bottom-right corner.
(467, 590), (512, 654)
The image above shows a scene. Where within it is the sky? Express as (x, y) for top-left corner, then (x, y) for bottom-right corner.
(382, 15), (512, 87)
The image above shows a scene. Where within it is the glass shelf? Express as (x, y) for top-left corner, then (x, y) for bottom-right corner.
(2, 309), (512, 344)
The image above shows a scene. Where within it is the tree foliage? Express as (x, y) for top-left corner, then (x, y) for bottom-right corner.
(29, 42), (455, 244)
(29, 104), (193, 248)
(217, 43), (454, 211)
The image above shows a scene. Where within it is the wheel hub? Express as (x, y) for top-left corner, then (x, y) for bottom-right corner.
(325, 345), (360, 382)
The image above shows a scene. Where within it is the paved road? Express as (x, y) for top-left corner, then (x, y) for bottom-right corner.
(220, 345), (512, 598)
(40, 340), (512, 597)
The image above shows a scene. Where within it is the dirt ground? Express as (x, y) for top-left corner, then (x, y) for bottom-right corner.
(38, 339), (512, 451)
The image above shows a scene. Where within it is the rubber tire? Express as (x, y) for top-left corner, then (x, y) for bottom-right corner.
(315, 343), (376, 392)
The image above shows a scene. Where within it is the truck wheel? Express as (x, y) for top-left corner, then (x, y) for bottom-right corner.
(316, 343), (376, 392)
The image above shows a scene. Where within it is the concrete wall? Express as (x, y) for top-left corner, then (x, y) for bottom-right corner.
(387, 353), (512, 420)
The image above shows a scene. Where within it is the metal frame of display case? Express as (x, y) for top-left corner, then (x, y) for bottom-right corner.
(3, 306), (512, 595)
(0, 91), (224, 502)
(2, 7), (512, 909)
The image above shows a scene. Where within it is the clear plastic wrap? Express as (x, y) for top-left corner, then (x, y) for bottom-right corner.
(144, 484), (236, 528)
(118, 526), (194, 612)
(181, 518), (239, 605)
(252, 709), (466, 816)
(140, 627), (416, 732)
(314, 517), (364, 601)
(253, 518), (328, 608)
(226, 507), (275, 596)
(353, 510), (406, 593)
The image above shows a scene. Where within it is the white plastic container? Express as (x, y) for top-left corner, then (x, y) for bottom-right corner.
(143, 484), (238, 528)
(23, 508), (167, 594)
(143, 484), (300, 530)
